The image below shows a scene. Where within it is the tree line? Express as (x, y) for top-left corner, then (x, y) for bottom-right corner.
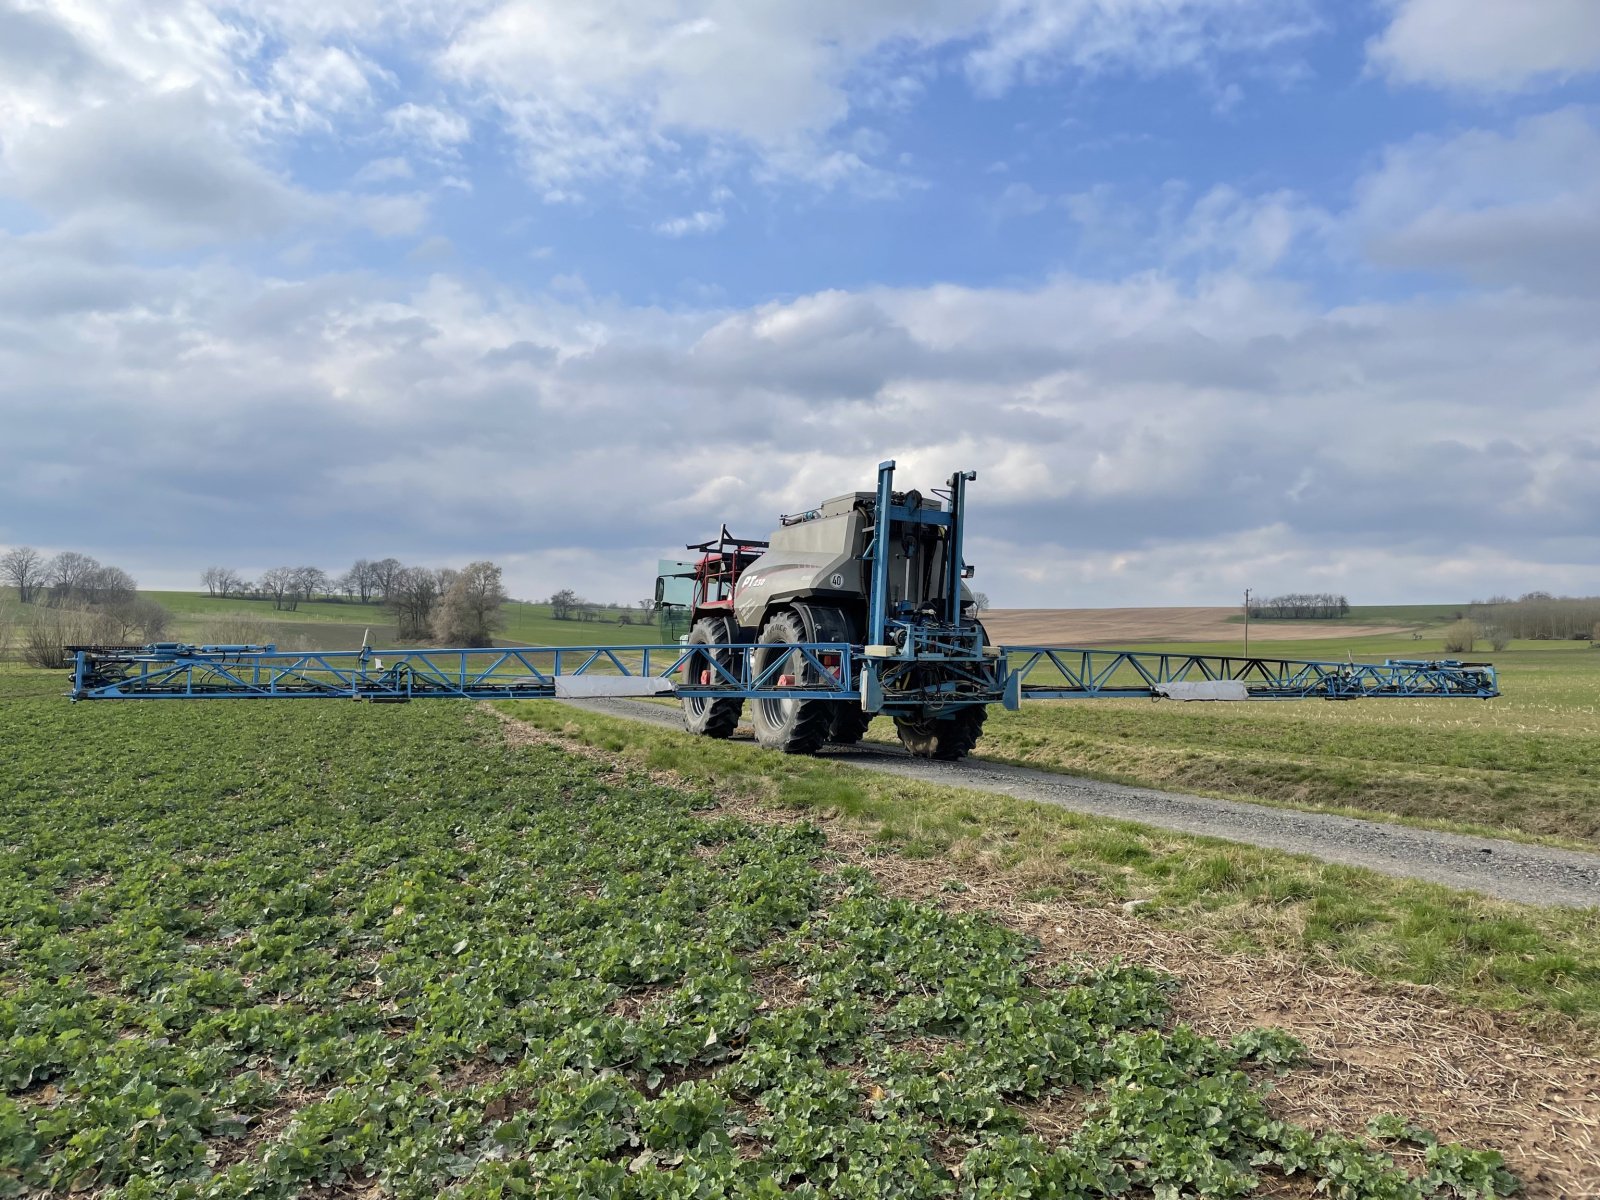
(201, 557), (510, 645)
(1, 546), (514, 661)
(1246, 592), (1351, 620)
(201, 558), (412, 611)
(0, 546), (170, 665)
(1469, 593), (1600, 644)
(547, 589), (656, 624)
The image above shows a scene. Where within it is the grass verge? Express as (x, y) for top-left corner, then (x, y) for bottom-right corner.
(980, 638), (1600, 846)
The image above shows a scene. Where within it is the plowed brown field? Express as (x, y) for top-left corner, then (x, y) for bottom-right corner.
(980, 607), (1407, 645)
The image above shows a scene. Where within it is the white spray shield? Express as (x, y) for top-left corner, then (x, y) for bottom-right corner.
(554, 676), (678, 699)
(1153, 680), (1251, 702)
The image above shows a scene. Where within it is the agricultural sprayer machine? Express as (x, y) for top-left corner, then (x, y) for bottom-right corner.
(67, 461), (1499, 760)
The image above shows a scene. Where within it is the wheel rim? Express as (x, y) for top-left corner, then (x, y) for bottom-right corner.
(754, 642), (800, 731)
(684, 645), (710, 717)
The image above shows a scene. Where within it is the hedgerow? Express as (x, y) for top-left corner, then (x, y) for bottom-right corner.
(0, 688), (1514, 1197)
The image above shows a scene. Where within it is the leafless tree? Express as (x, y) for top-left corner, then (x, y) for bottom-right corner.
(260, 567), (297, 611)
(21, 607), (113, 668)
(338, 559), (378, 603)
(1247, 592), (1350, 620)
(1470, 593), (1600, 641)
(433, 561), (508, 646)
(549, 588), (580, 620)
(201, 566), (246, 598)
(387, 566), (443, 640)
(83, 565), (137, 609)
(1441, 620), (1477, 654)
(104, 596), (171, 643)
(369, 558), (403, 601)
(969, 591), (991, 612)
(1, 546), (45, 604)
(291, 566), (329, 606)
(45, 552), (100, 607)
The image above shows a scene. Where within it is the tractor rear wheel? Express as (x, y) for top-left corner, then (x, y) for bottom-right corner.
(752, 610), (834, 754)
(894, 706), (987, 761)
(682, 616), (743, 738)
(828, 706), (874, 746)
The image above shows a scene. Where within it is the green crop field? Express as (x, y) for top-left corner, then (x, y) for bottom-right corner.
(0, 673), (1532, 1197)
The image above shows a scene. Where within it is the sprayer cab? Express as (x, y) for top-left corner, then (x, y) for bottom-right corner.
(658, 460), (1005, 760)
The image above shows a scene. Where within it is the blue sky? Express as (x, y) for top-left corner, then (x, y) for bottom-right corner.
(2, 0), (1599, 607)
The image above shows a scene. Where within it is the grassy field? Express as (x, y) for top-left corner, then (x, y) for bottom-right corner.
(132, 592), (661, 650)
(0, 672), (1533, 1198)
(982, 635), (1600, 844)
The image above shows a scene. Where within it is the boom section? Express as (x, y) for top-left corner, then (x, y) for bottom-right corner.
(68, 643), (1499, 703)
(1005, 647), (1498, 701)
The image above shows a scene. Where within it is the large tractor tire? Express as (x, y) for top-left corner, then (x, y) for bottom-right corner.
(752, 609), (835, 754)
(894, 705), (987, 761)
(682, 615), (743, 739)
(828, 706), (874, 746)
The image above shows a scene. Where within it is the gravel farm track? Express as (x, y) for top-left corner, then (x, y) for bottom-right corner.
(567, 698), (1600, 911)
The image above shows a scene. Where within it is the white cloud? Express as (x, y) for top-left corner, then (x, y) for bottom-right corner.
(1, 89), (326, 246)
(0, 3), (435, 246)
(2, 229), (1596, 606)
(354, 156), (415, 185)
(965, 0), (1318, 95)
(0, 0), (1330, 216)
(1061, 181), (1331, 274)
(436, 0), (1319, 189)
(269, 43), (386, 130)
(2, 2), (1595, 610)
(1351, 107), (1600, 293)
(653, 209), (725, 237)
(1369, 0), (1600, 92)
(385, 101), (472, 151)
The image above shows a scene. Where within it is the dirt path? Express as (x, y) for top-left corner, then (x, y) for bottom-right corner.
(982, 606), (1408, 645)
(496, 709), (1600, 1199)
(564, 698), (1600, 910)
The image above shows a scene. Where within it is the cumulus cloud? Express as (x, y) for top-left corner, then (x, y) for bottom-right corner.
(1352, 107), (1600, 294)
(0, 3), (435, 246)
(1, 90), (326, 246)
(2, 223), (1596, 606)
(385, 101), (472, 151)
(0, 0), (1330, 215)
(1, 1), (1596, 608)
(1369, 0), (1600, 92)
(269, 44), (387, 130)
(653, 209), (725, 237)
(435, 0), (1320, 189)
(965, 0), (1319, 95)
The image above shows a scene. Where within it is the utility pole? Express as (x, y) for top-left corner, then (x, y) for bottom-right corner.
(1243, 587), (1251, 658)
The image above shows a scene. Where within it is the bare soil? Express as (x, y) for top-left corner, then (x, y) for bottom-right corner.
(982, 607), (1407, 646)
